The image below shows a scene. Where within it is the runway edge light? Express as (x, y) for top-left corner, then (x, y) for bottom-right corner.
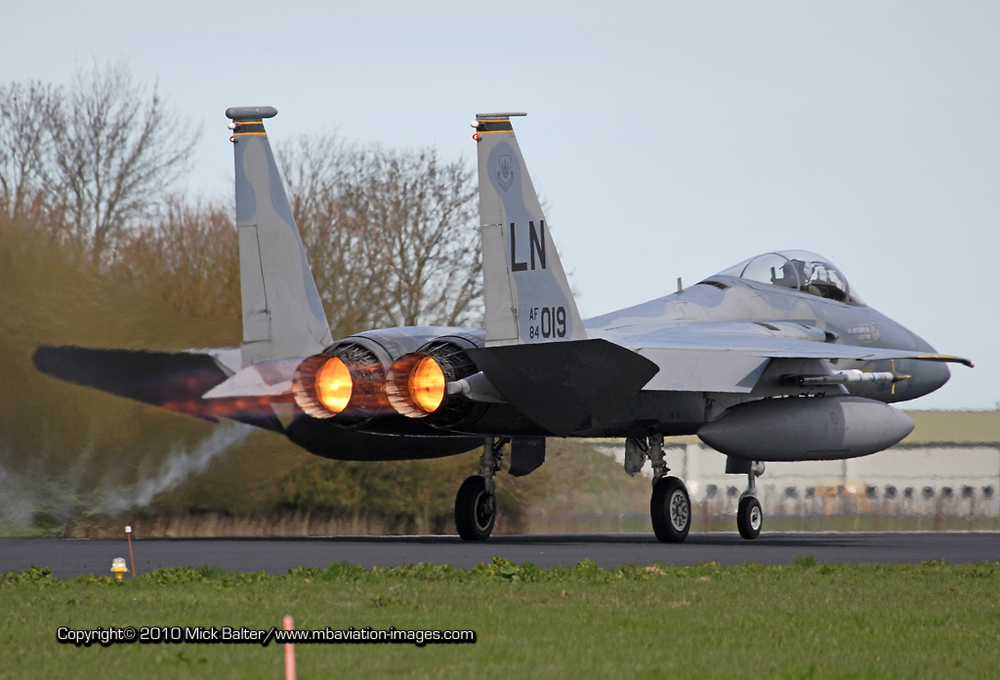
(111, 557), (128, 580)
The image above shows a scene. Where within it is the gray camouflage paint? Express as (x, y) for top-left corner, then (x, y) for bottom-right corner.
(229, 108), (332, 366)
(476, 118), (585, 346)
(34, 109), (972, 464)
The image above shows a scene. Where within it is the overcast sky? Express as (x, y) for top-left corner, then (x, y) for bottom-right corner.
(4, 1), (997, 409)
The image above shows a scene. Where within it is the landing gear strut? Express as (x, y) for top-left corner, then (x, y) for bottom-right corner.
(736, 461), (765, 540)
(639, 433), (692, 543)
(455, 437), (501, 540)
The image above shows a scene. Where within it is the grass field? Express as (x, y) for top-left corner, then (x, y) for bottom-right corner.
(2, 558), (998, 679)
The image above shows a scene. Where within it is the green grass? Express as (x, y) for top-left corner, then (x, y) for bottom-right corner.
(2, 559), (999, 679)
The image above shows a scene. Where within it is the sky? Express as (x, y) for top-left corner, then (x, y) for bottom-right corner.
(4, 1), (998, 410)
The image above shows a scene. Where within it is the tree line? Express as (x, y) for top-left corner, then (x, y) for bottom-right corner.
(0, 63), (490, 534)
(0, 61), (483, 333)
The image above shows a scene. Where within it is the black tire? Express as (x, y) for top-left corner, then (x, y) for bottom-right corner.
(650, 476), (691, 543)
(737, 495), (762, 540)
(455, 475), (496, 541)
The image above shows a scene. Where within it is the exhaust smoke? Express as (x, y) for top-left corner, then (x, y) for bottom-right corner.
(102, 423), (252, 512)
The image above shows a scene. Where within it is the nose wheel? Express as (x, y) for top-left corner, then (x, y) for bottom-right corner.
(736, 495), (762, 539)
(736, 461), (765, 540)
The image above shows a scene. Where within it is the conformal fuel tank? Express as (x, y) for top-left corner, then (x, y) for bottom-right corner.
(697, 396), (914, 461)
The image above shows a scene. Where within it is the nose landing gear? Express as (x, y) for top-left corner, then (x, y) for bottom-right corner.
(736, 461), (765, 540)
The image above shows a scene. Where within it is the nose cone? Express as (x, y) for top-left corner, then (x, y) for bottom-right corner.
(893, 327), (952, 400)
(905, 360), (950, 400)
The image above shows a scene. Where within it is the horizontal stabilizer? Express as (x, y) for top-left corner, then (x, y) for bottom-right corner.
(202, 358), (301, 399)
(465, 339), (659, 436)
(33, 345), (282, 431)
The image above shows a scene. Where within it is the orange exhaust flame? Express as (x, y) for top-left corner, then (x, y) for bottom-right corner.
(159, 394), (292, 430)
(315, 357), (352, 414)
(293, 353), (394, 419)
(387, 353), (446, 418)
(409, 356), (445, 413)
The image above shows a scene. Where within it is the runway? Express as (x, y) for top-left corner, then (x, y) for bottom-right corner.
(3, 532), (998, 578)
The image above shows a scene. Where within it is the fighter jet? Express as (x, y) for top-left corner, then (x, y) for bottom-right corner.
(34, 107), (972, 542)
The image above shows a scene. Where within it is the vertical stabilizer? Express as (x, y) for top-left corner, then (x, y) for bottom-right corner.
(474, 113), (585, 347)
(226, 107), (333, 366)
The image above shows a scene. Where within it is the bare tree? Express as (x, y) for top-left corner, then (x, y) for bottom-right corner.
(359, 149), (481, 327)
(279, 135), (389, 337)
(278, 137), (482, 337)
(0, 81), (63, 222)
(45, 62), (200, 262)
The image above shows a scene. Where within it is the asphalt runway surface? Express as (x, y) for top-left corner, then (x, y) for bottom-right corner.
(3, 532), (999, 578)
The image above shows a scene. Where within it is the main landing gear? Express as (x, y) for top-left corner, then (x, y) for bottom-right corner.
(630, 433), (692, 543)
(736, 461), (765, 540)
(629, 435), (766, 542)
(455, 437), (502, 540)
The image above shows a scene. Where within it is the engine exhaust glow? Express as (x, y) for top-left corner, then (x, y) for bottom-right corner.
(315, 357), (352, 414)
(293, 345), (394, 419)
(387, 353), (448, 418)
(409, 356), (445, 413)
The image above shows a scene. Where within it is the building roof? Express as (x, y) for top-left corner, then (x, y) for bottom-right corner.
(903, 410), (1000, 445)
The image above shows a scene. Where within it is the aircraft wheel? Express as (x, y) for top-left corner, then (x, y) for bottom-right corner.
(737, 496), (762, 540)
(455, 475), (495, 541)
(651, 476), (691, 543)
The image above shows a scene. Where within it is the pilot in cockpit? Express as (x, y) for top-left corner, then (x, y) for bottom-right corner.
(770, 259), (811, 291)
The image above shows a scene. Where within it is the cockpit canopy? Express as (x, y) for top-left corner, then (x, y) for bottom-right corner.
(713, 250), (864, 305)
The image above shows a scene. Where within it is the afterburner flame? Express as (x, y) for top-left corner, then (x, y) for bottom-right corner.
(409, 356), (445, 413)
(387, 352), (449, 418)
(315, 357), (353, 413)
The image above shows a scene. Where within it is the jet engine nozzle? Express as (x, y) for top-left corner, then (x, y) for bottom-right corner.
(294, 354), (360, 418)
(292, 343), (388, 420)
(386, 337), (483, 426)
(313, 355), (352, 414)
(387, 353), (446, 417)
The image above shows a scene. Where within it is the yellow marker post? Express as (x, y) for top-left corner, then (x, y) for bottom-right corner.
(111, 557), (128, 580)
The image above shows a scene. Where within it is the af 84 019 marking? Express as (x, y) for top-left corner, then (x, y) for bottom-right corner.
(527, 306), (567, 339)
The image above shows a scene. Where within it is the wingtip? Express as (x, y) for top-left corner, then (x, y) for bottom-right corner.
(948, 355), (974, 368)
(917, 354), (974, 368)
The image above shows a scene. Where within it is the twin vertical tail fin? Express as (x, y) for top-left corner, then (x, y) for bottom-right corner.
(467, 113), (656, 435)
(229, 108), (578, 361)
(474, 113), (585, 347)
(227, 107), (333, 367)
